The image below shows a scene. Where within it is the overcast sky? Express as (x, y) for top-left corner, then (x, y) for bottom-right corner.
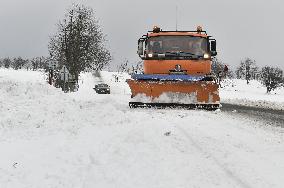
(0, 0), (283, 69)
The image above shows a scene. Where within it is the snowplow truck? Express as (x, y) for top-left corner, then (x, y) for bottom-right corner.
(127, 26), (220, 110)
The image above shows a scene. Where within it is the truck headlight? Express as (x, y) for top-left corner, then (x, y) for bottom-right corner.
(203, 53), (210, 59)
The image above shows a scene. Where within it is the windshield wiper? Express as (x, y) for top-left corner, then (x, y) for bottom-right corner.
(164, 51), (179, 57)
(178, 51), (195, 56)
(178, 51), (203, 57)
(164, 51), (201, 58)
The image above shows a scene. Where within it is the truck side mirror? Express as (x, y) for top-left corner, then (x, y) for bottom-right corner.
(210, 40), (217, 56)
(137, 40), (144, 56)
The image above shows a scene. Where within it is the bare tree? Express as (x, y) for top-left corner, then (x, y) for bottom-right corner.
(261, 66), (283, 93)
(3, 58), (12, 68)
(133, 60), (143, 74)
(30, 57), (49, 70)
(23, 59), (32, 70)
(30, 58), (39, 70)
(48, 4), (111, 82)
(236, 58), (258, 84)
(12, 57), (27, 70)
(211, 57), (234, 86)
(211, 57), (224, 76)
(117, 59), (129, 73)
(0, 59), (3, 68)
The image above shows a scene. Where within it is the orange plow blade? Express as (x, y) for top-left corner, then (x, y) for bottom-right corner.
(127, 79), (220, 110)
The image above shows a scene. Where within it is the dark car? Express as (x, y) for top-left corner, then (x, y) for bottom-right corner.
(93, 83), (110, 94)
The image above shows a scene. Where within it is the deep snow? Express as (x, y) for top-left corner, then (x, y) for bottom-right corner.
(220, 79), (284, 110)
(0, 69), (284, 188)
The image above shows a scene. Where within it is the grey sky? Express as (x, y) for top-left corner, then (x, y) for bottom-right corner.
(0, 0), (283, 69)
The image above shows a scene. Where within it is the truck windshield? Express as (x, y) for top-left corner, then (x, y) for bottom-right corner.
(146, 36), (209, 56)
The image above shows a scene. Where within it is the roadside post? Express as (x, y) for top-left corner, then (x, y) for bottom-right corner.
(48, 61), (57, 85)
(60, 65), (70, 92)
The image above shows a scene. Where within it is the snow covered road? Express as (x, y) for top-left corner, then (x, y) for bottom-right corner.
(222, 103), (284, 128)
(0, 69), (284, 188)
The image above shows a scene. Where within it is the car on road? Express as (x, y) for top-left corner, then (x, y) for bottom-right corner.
(93, 83), (110, 94)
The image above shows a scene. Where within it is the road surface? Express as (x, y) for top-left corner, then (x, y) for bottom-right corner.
(222, 103), (284, 127)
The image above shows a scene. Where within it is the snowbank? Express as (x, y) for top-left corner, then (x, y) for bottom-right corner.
(220, 79), (284, 110)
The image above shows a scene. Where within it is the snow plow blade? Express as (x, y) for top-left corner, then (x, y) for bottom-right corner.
(127, 77), (220, 110)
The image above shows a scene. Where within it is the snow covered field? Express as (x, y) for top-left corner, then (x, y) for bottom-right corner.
(0, 69), (284, 188)
(220, 79), (284, 110)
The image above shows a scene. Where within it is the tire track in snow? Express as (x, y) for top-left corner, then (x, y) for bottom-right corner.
(222, 103), (284, 128)
(175, 125), (252, 188)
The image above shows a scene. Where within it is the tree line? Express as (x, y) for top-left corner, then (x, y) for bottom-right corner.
(212, 57), (284, 93)
(0, 57), (49, 70)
